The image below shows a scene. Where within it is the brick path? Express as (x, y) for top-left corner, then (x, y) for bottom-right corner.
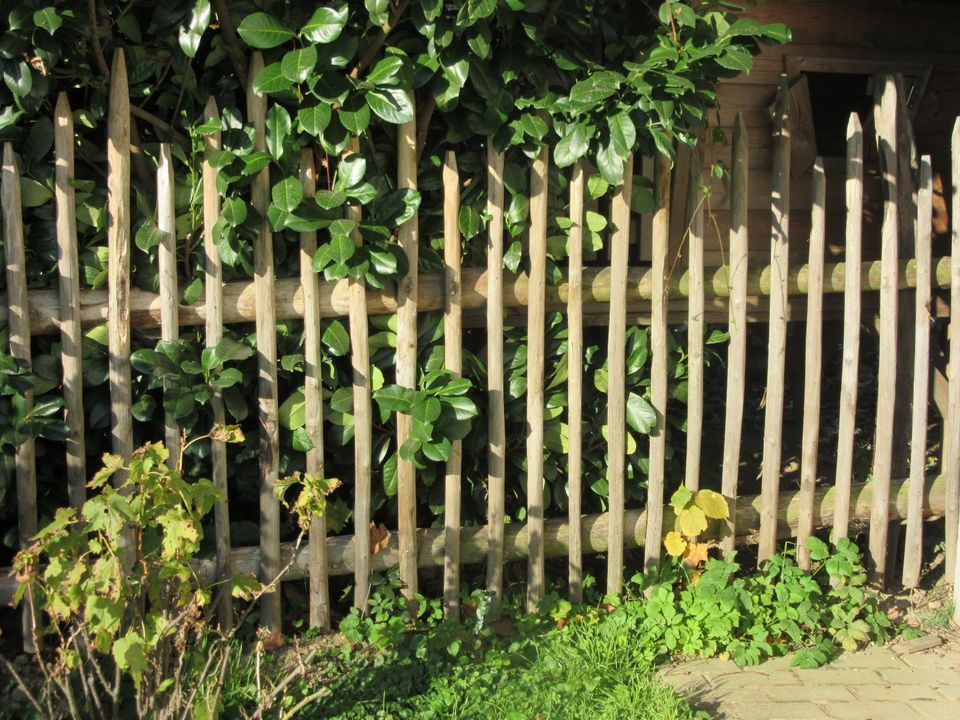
(659, 639), (960, 719)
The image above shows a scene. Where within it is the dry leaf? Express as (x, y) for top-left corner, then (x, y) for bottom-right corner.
(260, 630), (286, 650)
(683, 542), (710, 566)
(370, 522), (391, 554)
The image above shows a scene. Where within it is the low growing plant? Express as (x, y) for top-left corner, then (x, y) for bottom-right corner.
(4, 429), (337, 720)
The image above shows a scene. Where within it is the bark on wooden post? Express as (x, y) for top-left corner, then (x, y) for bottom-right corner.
(157, 143), (179, 461)
(797, 158), (826, 570)
(721, 114), (749, 556)
(607, 156), (635, 591)
(902, 156), (932, 588)
(396, 91), (420, 607)
(759, 75), (791, 563)
(442, 151), (463, 619)
(346, 136), (373, 612)
(869, 74), (900, 586)
(299, 149), (330, 628)
(644, 154), (668, 572)
(3, 144), (38, 652)
(526, 146), (549, 611)
(567, 161), (586, 602)
(945, 117), (960, 583)
(201, 98), (233, 629)
(53, 93), (87, 510)
(485, 144), (507, 615)
(247, 52), (281, 631)
(106, 49), (135, 571)
(685, 152), (704, 492)
(833, 113), (864, 543)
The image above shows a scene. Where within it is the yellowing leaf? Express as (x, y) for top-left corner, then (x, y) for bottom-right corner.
(670, 486), (693, 511)
(664, 531), (687, 557)
(694, 489), (730, 520)
(677, 506), (708, 538)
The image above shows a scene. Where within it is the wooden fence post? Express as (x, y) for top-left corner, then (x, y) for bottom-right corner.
(721, 115), (749, 555)
(485, 144), (507, 616)
(945, 117), (960, 583)
(607, 156), (635, 592)
(396, 91), (419, 607)
(442, 151), (463, 620)
(797, 158), (826, 570)
(833, 113), (864, 543)
(247, 52), (281, 632)
(3, 144), (38, 652)
(902, 155), (932, 588)
(346, 136), (373, 612)
(644, 154), (668, 573)
(759, 75), (791, 563)
(201, 98), (233, 629)
(685, 152), (704, 492)
(54, 93), (87, 510)
(157, 143), (179, 460)
(869, 74), (900, 586)
(107, 49), (135, 571)
(527, 145), (549, 611)
(567, 161), (585, 602)
(299, 149), (330, 628)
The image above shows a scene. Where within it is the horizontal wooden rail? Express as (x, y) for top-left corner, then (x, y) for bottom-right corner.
(1, 473), (944, 606)
(1, 257), (953, 336)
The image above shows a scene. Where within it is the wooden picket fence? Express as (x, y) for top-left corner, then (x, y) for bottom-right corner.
(2, 51), (960, 649)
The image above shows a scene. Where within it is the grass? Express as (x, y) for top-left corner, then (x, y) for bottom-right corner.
(251, 610), (705, 720)
(218, 541), (893, 719)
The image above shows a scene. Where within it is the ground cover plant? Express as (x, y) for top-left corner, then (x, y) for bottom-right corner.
(211, 536), (893, 719)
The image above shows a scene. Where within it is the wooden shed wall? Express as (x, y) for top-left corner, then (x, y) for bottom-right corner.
(693, 0), (960, 267)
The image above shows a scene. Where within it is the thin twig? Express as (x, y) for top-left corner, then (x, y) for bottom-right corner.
(281, 688), (331, 719)
(212, 0), (248, 87)
(130, 105), (190, 147)
(415, 93), (436, 165)
(348, 0), (412, 80)
(88, 0), (110, 78)
(0, 654), (46, 717)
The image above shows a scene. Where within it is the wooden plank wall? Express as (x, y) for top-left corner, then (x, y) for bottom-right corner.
(696, 0), (960, 267)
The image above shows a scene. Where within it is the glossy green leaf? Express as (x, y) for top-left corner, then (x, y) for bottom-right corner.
(281, 46), (318, 83)
(298, 104), (332, 136)
(366, 87), (414, 124)
(302, 4), (349, 44)
(33, 7), (63, 35)
(554, 122), (593, 168)
(265, 104), (292, 161)
(237, 12), (295, 49)
(271, 177), (303, 212)
(339, 91), (371, 134)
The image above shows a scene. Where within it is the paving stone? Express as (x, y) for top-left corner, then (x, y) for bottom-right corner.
(763, 685), (857, 702)
(849, 684), (942, 702)
(936, 684), (960, 702)
(835, 648), (909, 671)
(661, 671), (710, 695)
(820, 700), (923, 720)
(909, 699), (960, 718)
(727, 700), (827, 720)
(901, 651), (960, 670)
(877, 667), (960, 686)
(792, 667), (882, 686)
(706, 669), (802, 689)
